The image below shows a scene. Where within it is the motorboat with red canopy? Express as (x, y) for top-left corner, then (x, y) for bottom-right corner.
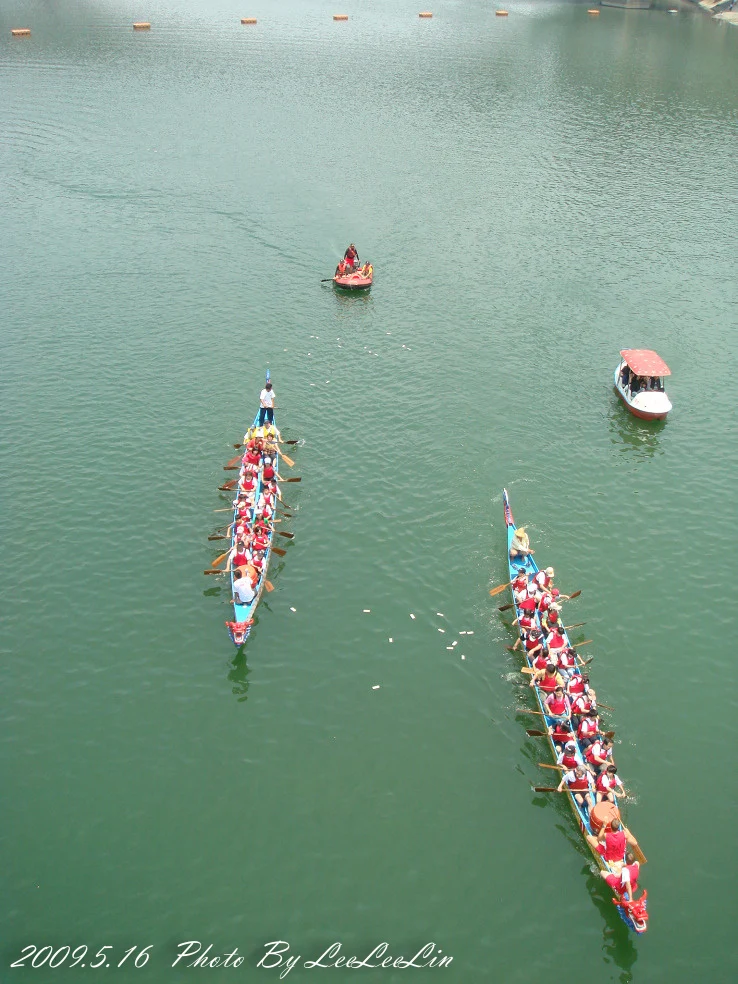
(614, 349), (672, 420)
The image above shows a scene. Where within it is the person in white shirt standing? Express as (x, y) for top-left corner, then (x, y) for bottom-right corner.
(258, 381), (275, 427)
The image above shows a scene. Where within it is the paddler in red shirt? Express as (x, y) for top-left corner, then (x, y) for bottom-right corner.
(531, 662), (562, 693)
(335, 258), (348, 278)
(587, 818), (640, 869)
(549, 719), (574, 749)
(344, 244), (359, 269)
(557, 766), (594, 812)
(601, 852), (641, 899)
(596, 764), (625, 804)
(556, 740), (579, 771)
(227, 539), (251, 573)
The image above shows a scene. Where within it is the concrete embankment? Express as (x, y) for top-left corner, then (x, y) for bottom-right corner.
(696, 0), (738, 25)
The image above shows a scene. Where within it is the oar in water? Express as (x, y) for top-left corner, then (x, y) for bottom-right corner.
(223, 466), (239, 471)
(283, 476), (302, 483)
(208, 535), (228, 542)
(211, 550), (229, 568)
(572, 640), (593, 648)
(264, 580), (275, 593)
(539, 763), (565, 771)
(489, 580), (511, 597)
(225, 453), (242, 468)
(203, 568), (227, 575)
(280, 452), (295, 468)
(564, 623), (586, 630)
(278, 531), (295, 539)
(533, 786), (562, 793)
(525, 730), (548, 737)
(320, 277), (335, 283)
(271, 546), (287, 557)
(218, 480), (237, 491)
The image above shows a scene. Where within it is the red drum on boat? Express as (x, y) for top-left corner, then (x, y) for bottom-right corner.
(614, 349), (672, 421)
(333, 271), (373, 290)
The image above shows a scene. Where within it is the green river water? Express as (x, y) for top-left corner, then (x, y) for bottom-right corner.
(2, 1), (737, 981)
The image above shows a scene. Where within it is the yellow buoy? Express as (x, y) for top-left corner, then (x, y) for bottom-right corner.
(133, 22), (151, 30)
(241, 17), (257, 24)
(587, 8), (600, 13)
(496, 10), (509, 16)
(333, 14), (349, 21)
(419, 11), (433, 16)
(11, 28), (32, 36)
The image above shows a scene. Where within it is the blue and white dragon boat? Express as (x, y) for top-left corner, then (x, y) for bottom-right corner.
(502, 488), (648, 934)
(225, 370), (279, 646)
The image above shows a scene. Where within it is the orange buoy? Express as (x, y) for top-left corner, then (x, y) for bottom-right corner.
(133, 22), (151, 31)
(587, 8), (600, 13)
(11, 28), (32, 36)
(333, 14), (349, 21)
(419, 11), (433, 16)
(496, 10), (509, 16)
(241, 17), (257, 24)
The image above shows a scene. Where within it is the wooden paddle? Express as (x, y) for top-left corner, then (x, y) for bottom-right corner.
(321, 277), (335, 282)
(564, 622), (586, 630)
(284, 476), (302, 483)
(223, 466), (239, 471)
(225, 453), (242, 468)
(218, 480), (237, 491)
(533, 786), (562, 793)
(211, 550), (229, 568)
(203, 568), (227, 575)
(208, 534), (228, 541)
(631, 841), (648, 865)
(572, 640), (593, 648)
(525, 730), (548, 737)
(539, 763), (565, 771)
(271, 546), (287, 557)
(280, 452), (295, 468)
(278, 531), (295, 539)
(489, 581), (511, 597)
(265, 580), (275, 593)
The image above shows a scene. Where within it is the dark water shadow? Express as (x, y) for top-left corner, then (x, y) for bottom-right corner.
(227, 645), (252, 703)
(607, 397), (667, 462)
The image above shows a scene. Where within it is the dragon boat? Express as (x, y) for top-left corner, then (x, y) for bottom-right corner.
(225, 369), (278, 647)
(501, 488), (648, 934)
(333, 270), (372, 290)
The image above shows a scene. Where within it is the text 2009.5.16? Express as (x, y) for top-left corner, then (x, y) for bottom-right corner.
(10, 945), (153, 969)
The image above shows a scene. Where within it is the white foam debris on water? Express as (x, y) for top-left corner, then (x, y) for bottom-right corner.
(310, 383), (315, 386)
(446, 646), (453, 650)
(461, 654), (466, 660)
(410, 613), (415, 619)
(438, 628), (445, 633)
(452, 641), (458, 647)
(459, 631), (467, 635)
(290, 607), (296, 612)
(437, 612), (445, 617)
(389, 638), (393, 643)
(372, 685), (380, 690)
(467, 631), (474, 635)
(363, 609), (371, 613)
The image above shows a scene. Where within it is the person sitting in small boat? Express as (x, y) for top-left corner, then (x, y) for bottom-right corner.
(511, 569), (530, 603)
(361, 261), (373, 279)
(570, 690), (596, 730)
(549, 719), (574, 750)
(587, 818), (627, 868)
(544, 687), (571, 725)
(557, 766), (594, 812)
(252, 527), (270, 553)
(250, 548), (265, 573)
(545, 628), (568, 660)
(577, 709), (601, 748)
(509, 526), (534, 559)
(262, 455), (280, 483)
(531, 662), (562, 692)
(556, 647), (577, 684)
(557, 740), (579, 771)
(344, 244), (359, 269)
(533, 566), (554, 592)
(585, 736), (614, 773)
(335, 259), (348, 278)
(620, 364), (631, 388)
(239, 470), (257, 494)
(630, 375), (642, 397)
(523, 627), (544, 659)
(541, 603), (561, 634)
(596, 764), (624, 804)
(227, 539), (252, 574)
(233, 570), (257, 606)
(601, 852), (641, 900)
(567, 671), (592, 699)
(244, 445), (262, 468)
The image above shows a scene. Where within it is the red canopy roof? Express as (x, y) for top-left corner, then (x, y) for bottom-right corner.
(620, 349), (671, 377)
